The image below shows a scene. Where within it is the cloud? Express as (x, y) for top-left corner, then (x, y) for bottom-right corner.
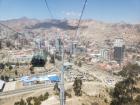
(62, 11), (80, 18)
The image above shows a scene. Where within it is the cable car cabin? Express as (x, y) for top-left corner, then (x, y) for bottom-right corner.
(31, 49), (48, 67)
(31, 54), (46, 67)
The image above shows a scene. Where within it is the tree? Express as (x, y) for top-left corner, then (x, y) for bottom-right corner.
(54, 82), (60, 94)
(19, 98), (26, 105)
(44, 92), (49, 100)
(54, 83), (60, 96)
(50, 55), (55, 64)
(91, 102), (99, 105)
(65, 91), (72, 98)
(9, 65), (13, 70)
(134, 95), (140, 104)
(14, 102), (20, 105)
(124, 76), (136, 99)
(38, 95), (44, 101)
(78, 61), (82, 67)
(119, 63), (140, 78)
(29, 66), (34, 74)
(6, 40), (11, 48)
(16, 62), (20, 67)
(110, 76), (138, 105)
(5, 62), (10, 67)
(74, 61), (77, 65)
(111, 63), (140, 105)
(26, 97), (33, 105)
(1, 75), (4, 80)
(73, 77), (82, 96)
(33, 97), (41, 105)
(0, 40), (2, 49)
(15, 70), (18, 76)
(14, 92), (49, 105)
(4, 75), (9, 82)
(0, 63), (5, 69)
(118, 63), (139, 99)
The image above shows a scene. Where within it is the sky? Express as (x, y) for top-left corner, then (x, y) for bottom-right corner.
(0, 0), (140, 23)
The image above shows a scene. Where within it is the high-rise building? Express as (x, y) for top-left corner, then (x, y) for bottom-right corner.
(70, 41), (78, 55)
(113, 38), (125, 64)
(100, 49), (109, 60)
(55, 37), (63, 53)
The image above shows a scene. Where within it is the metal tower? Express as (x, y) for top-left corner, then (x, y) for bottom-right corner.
(60, 44), (65, 105)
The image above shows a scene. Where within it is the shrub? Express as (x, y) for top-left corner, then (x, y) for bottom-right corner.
(44, 92), (49, 100)
(9, 65), (13, 70)
(73, 77), (82, 96)
(104, 98), (108, 103)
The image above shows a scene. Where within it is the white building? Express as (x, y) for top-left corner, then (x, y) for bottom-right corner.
(0, 80), (5, 92)
(4, 49), (34, 64)
(100, 49), (109, 60)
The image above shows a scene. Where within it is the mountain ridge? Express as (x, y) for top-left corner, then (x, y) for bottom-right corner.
(0, 17), (140, 44)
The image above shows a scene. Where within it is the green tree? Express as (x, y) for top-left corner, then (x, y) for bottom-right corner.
(0, 63), (5, 69)
(1, 75), (4, 80)
(15, 70), (18, 76)
(6, 40), (11, 48)
(91, 102), (99, 105)
(134, 95), (140, 104)
(16, 62), (20, 67)
(50, 55), (55, 64)
(54, 83), (60, 94)
(0, 40), (2, 49)
(44, 92), (49, 100)
(65, 91), (72, 98)
(26, 97), (33, 105)
(74, 61), (77, 65)
(111, 63), (140, 105)
(111, 80), (132, 105)
(14, 102), (20, 105)
(19, 98), (26, 105)
(4, 75), (9, 82)
(33, 97), (41, 105)
(14, 92), (49, 105)
(29, 66), (34, 74)
(73, 77), (82, 96)
(110, 76), (138, 105)
(9, 65), (13, 70)
(124, 76), (136, 99)
(119, 63), (140, 78)
(38, 94), (44, 101)
(78, 61), (82, 67)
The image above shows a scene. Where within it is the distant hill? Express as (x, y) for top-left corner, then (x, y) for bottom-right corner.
(0, 17), (140, 45)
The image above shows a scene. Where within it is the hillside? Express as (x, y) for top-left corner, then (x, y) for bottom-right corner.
(0, 18), (140, 46)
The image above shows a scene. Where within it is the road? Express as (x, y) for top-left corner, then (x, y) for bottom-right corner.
(0, 58), (121, 98)
(0, 63), (59, 98)
(0, 84), (53, 98)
